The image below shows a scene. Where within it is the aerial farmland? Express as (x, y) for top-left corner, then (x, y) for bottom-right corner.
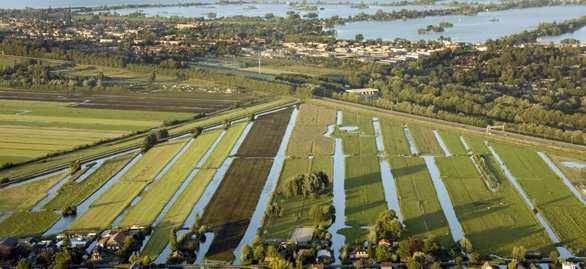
(0, 98), (585, 267)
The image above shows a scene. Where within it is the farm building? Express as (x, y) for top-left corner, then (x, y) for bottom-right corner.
(344, 88), (380, 97)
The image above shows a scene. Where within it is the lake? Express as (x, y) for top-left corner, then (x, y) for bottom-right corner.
(335, 5), (586, 43)
(111, 3), (448, 19)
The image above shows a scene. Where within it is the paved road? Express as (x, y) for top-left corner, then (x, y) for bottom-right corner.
(316, 98), (586, 153)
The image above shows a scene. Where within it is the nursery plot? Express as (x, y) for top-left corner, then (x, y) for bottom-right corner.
(202, 158), (274, 261)
(236, 109), (292, 157)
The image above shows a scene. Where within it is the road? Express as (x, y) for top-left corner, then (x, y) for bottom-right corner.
(316, 98), (586, 153)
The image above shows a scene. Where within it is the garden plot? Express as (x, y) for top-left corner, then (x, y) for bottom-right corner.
(435, 156), (553, 255)
(141, 123), (247, 258)
(388, 157), (453, 246)
(119, 131), (222, 227)
(286, 103), (336, 157)
(492, 145), (586, 251)
(68, 139), (188, 231)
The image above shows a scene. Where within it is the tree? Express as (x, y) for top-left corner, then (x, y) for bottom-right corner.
(355, 33), (365, 42)
(149, 71), (156, 82)
(375, 244), (392, 262)
(548, 250), (559, 265)
(69, 160), (81, 174)
(142, 133), (157, 152)
(155, 129), (169, 141)
(241, 245), (254, 265)
(169, 230), (178, 252)
(192, 127), (202, 137)
(512, 246), (526, 262)
(269, 257), (293, 269)
(16, 258), (32, 269)
(459, 238), (473, 253)
(53, 250), (72, 269)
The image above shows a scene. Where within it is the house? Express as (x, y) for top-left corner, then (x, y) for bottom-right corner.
(562, 262), (577, 269)
(316, 249), (332, 264)
(378, 239), (391, 247)
(349, 249), (368, 260)
(106, 232), (127, 250)
(344, 88), (380, 97)
(0, 237), (18, 259)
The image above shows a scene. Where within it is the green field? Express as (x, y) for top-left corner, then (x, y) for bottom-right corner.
(407, 125), (443, 156)
(141, 124), (246, 257)
(341, 155), (387, 242)
(119, 131), (221, 227)
(0, 173), (66, 212)
(44, 155), (134, 210)
(0, 211), (60, 237)
(389, 156), (453, 246)
(439, 131), (468, 156)
(68, 139), (187, 231)
(492, 144), (586, 251)
(548, 154), (586, 187)
(263, 156), (333, 240)
(435, 155), (553, 255)
(286, 104), (336, 157)
(380, 119), (411, 156)
(0, 99), (192, 166)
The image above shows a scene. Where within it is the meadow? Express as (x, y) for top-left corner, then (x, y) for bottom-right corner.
(0, 211), (60, 237)
(408, 124), (443, 156)
(0, 173), (66, 211)
(438, 131), (468, 156)
(492, 144), (586, 251)
(68, 139), (187, 231)
(0, 97), (294, 181)
(435, 155), (553, 255)
(380, 118), (411, 156)
(389, 157), (453, 247)
(342, 155), (387, 242)
(0, 99), (192, 166)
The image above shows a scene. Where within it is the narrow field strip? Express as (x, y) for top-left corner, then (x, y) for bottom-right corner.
(439, 131), (468, 156)
(237, 109), (293, 157)
(235, 107), (298, 263)
(388, 157), (453, 247)
(373, 118), (403, 221)
(380, 118), (411, 156)
(342, 111), (374, 135)
(408, 125), (443, 156)
(119, 131), (222, 227)
(491, 144), (586, 252)
(341, 135), (377, 156)
(202, 158), (274, 261)
(68, 140), (188, 231)
(342, 155), (387, 242)
(141, 123), (248, 258)
(0, 211), (60, 237)
(286, 103), (336, 157)
(0, 172), (66, 211)
(537, 152), (586, 205)
(435, 156), (553, 255)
